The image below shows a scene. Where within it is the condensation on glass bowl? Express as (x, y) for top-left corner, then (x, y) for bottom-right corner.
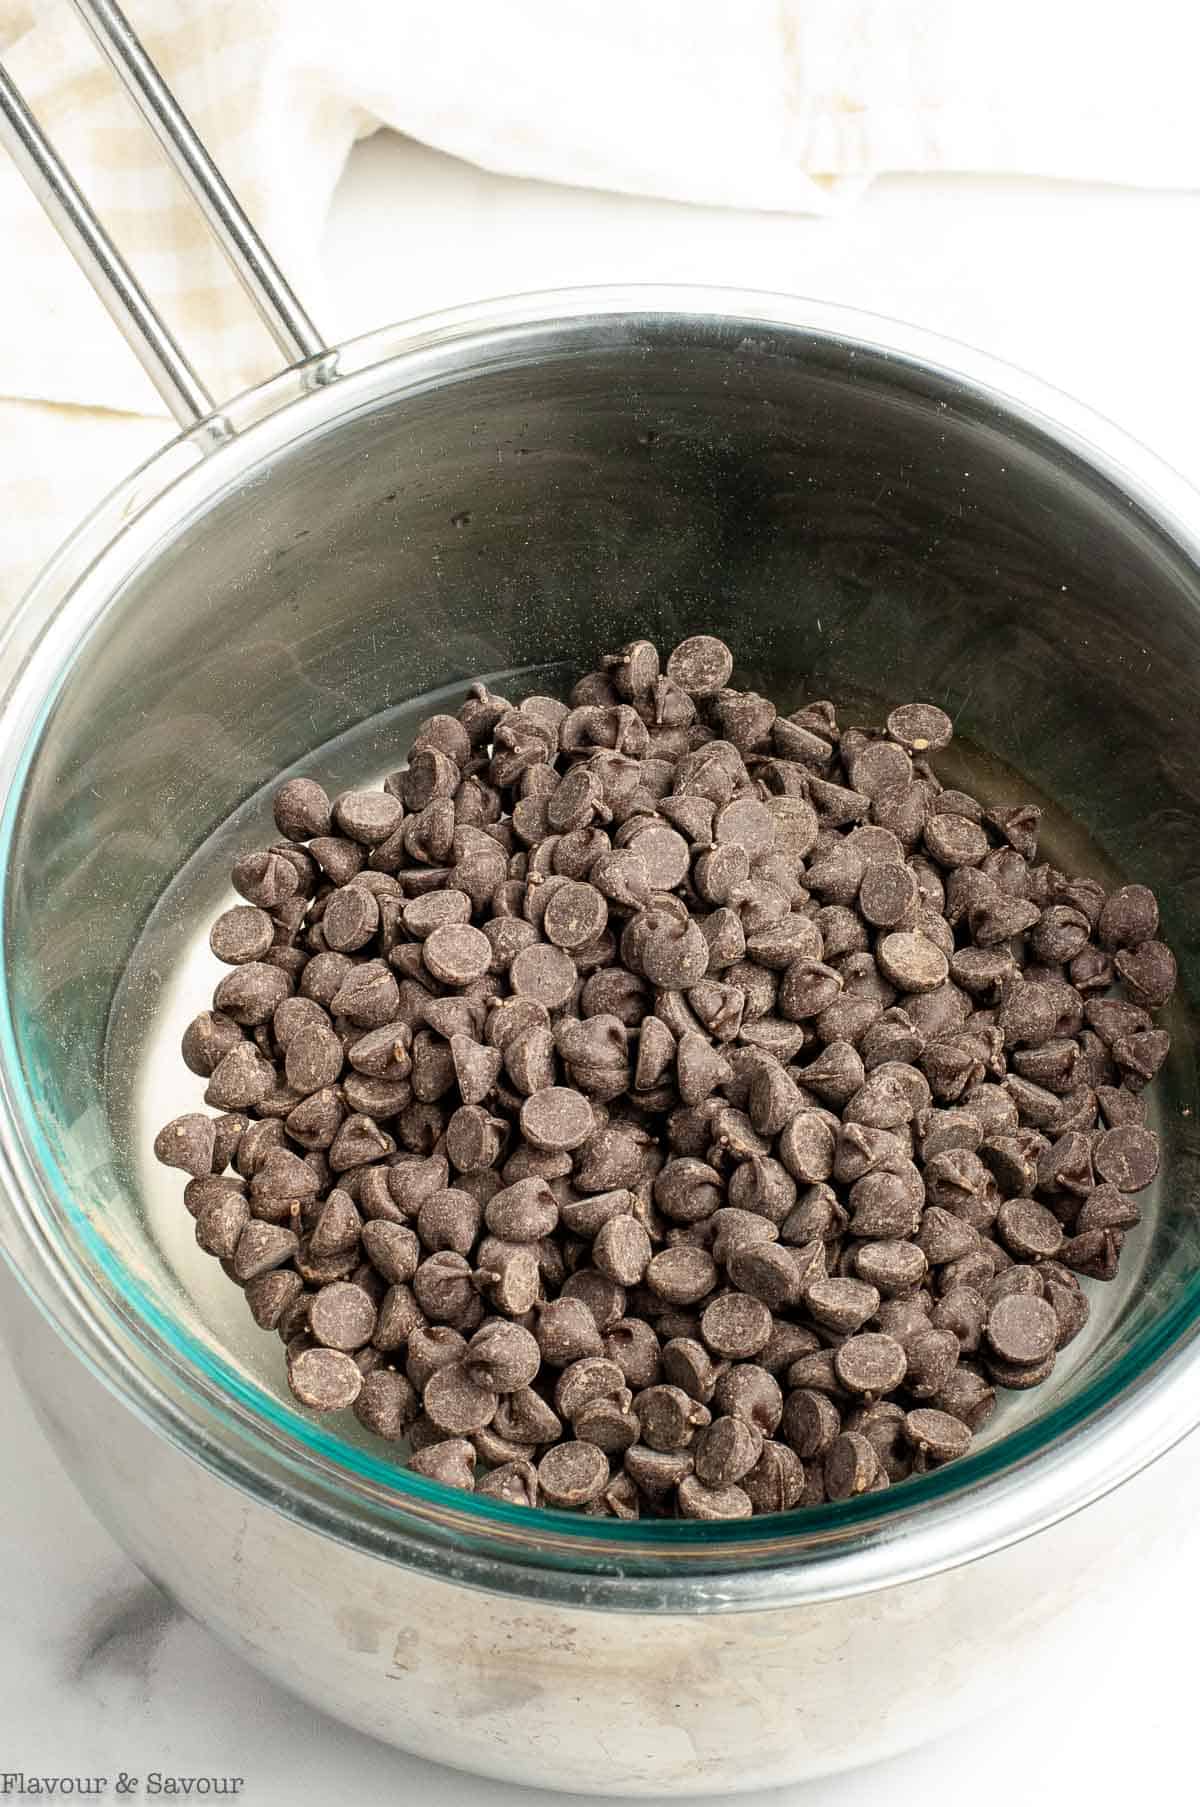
(106, 663), (1173, 1473)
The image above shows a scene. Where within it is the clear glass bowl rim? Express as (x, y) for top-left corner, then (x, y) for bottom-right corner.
(2, 283), (1200, 1612)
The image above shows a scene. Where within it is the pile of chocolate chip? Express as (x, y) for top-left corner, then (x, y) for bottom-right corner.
(156, 634), (1175, 1520)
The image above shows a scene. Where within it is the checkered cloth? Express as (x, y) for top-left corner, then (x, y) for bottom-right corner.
(2, 0), (1197, 611)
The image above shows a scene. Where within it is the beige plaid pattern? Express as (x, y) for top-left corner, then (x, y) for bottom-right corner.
(2, 0), (1198, 614)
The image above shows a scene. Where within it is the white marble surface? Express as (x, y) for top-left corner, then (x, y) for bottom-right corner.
(3, 130), (1200, 1805)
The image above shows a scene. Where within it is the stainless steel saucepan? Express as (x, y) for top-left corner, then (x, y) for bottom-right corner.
(1, 2), (1199, 1792)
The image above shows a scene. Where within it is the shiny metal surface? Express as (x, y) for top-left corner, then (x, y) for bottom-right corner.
(6, 1258), (1200, 1794)
(0, 58), (216, 427)
(69, 0), (325, 367)
(0, 289), (1199, 1788)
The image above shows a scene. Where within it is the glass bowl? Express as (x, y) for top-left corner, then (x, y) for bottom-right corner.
(1, 289), (1199, 1792)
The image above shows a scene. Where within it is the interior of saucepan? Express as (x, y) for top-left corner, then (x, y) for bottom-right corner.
(4, 303), (1200, 1563)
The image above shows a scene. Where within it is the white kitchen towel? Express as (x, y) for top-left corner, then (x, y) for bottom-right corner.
(1, 0), (1199, 606)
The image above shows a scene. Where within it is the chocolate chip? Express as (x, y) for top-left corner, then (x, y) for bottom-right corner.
(1098, 884), (1159, 949)
(209, 905), (276, 966)
(535, 1296), (604, 1366)
(933, 1367), (996, 1430)
(996, 1197), (1064, 1259)
(825, 1431), (880, 1499)
(700, 1292), (773, 1358)
(858, 862), (919, 930)
(508, 941), (578, 1009)
(520, 1086), (595, 1152)
(288, 1346), (363, 1411)
(422, 923), (492, 986)
(636, 1384), (710, 1450)
(334, 789), (404, 846)
(444, 1105), (505, 1173)
(1076, 1183), (1142, 1233)
(986, 1292), (1058, 1365)
(805, 1277), (880, 1334)
(410, 1438), (476, 1489)
(273, 776), (332, 840)
(554, 1356), (630, 1422)
(284, 1021), (344, 1094)
(903, 1328), (960, 1398)
(886, 703), (953, 754)
(423, 1361), (499, 1435)
(924, 814), (989, 868)
(834, 1332), (908, 1397)
(537, 1440), (609, 1506)
(542, 879), (608, 951)
(666, 635), (734, 697)
(1093, 1124), (1160, 1192)
(903, 1407), (972, 1462)
(308, 1281), (377, 1351)
(1114, 941), (1177, 1010)
(154, 1112), (217, 1178)
(643, 1243), (719, 1305)
(780, 1388), (841, 1458)
(877, 931), (949, 993)
(624, 905), (710, 988)
(593, 1214), (653, 1286)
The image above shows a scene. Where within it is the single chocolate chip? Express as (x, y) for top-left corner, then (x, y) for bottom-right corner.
(273, 776), (332, 840)
(859, 862), (919, 930)
(285, 1021), (344, 1093)
(877, 931), (950, 994)
(535, 1297), (604, 1366)
(996, 1197), (1064, 1259)
(445, 1105), (506, 1173)
(593, 1215), (653, 1286)
(209, 905), (275, 966)
(700, 1292), (773, 1358)
(986, 1292), (1058, 1365)
(780, 1388), (841, 1458)
(543, 879), (608, 951)
(644, 1243), (720, 1305)
(834, 1332), (908, 1397)
(825, 1431), (880, 1499)
(403, 889), (471, 939)
(154, 1113), (218, 1178)
(666, 635), (734, 697)
(423, 923), (492, 986)
(1093, 1123), (1160, 1191)
(1098, 884), (1159, 950)
(903, 1328), (960, 1398)
(1076, 1183), (1142, 1233)
(554, 1356), (630, 1421)
(924, 814), (989, 868)
(288, 1346), (363, 1411)
(636, 1384), (710, 1451)
(692, 1408), (766, 1490)
(804, 1277), (880, 1334)
(520, 1086), (596, 1152)
(886, 703), (953, 754)
(510, 942), (579, 1008)
(423, 1361), (499, 1434)
(309, 1281), (378, 1351)
(334, 789), (404, 846)
(1114, 941), (1177, 1010)
(742, 1441), (807, 1512)
(903, 1407), (972, 1462)
(537, 1440), (610, 1506)
(410, 1438), (476, 1489)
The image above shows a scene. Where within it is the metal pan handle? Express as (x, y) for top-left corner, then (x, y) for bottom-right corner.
(0, 0), (327, 437)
